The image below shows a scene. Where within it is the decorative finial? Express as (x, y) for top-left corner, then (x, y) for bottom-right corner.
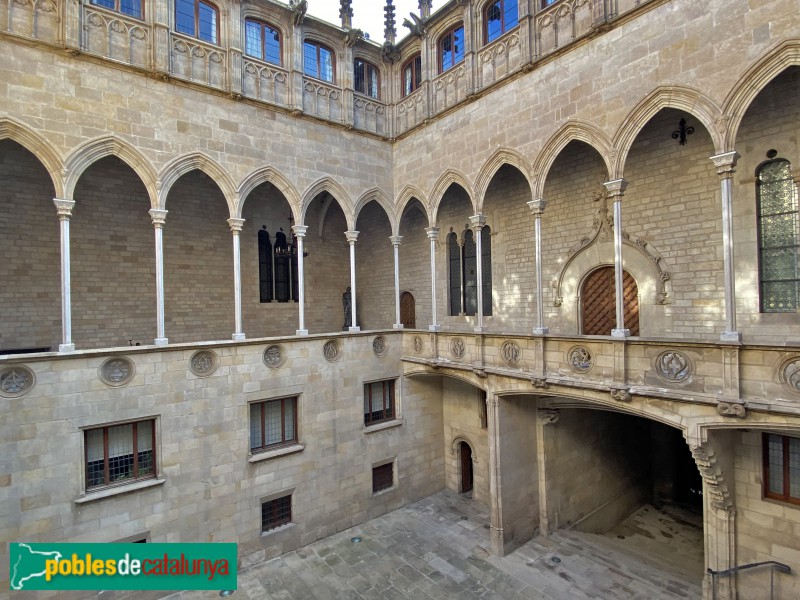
(384, 0), (396, 45)
(340, 0), (353, 30)
(419, 0), (432, 19)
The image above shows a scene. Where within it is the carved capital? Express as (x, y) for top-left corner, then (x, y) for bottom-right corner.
(291, 224), (308, 238)
(603, 178), (629, 198)
(527, 198), (547, 217)
(468, 214), (486, 230)
(425, 226), (440, 241)
(610, 386), (632, 402)
(149, 209), (168, 227)
(227, 218), (245, 233)
(345, 230), (360, 244)
(538, 408), (559, 424)
(716, 401), (746, 419)
(53, 198), (75, 219)
(389, 235), (403, 247)
(710, 151), (740, 178)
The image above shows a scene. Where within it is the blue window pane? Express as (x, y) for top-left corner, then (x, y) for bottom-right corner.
(319, 47), (333, 82)
(198, 1), (217, 43)
(303, 42), (318, 77)
(264, 26), (281, 65)
(486, 2), (502, 42)
(120, 0), (142, 19)
(504, 0), (518, 30)
(92, 0), (116, 9)
(245, 21), (262, 60)
(175, 0), (195, 36)
(453, 27), (464, 63)
(441, 34), (453, 71)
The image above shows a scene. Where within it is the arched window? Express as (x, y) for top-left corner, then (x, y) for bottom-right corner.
(90, 0), (143, 19)
(402, 54), (422, 97)
(354, 59), (379, 99)
(757, 158), (799, 312)
(258, 228), (273, 303)
(485, 0), (518, 43)
(448, 228), (492, 317)
(439, 24), (465, 73)
(245, 19), (281, 65)
(175, 0), (219, 44)
(581, 266), (639, 335)
(258, 228), (298, 303)
(303, 40), (334, 83)
(448, 232), (461, 315)
(481, 226), (493, 316)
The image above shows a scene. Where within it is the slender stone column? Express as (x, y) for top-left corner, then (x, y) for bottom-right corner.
(527, 199), (548, 335)
(149, 209), (169, 346)
(54, 199), (76, 352)
(345, 230), (360, 332)
(426, 227), (441, 331)
(711, 152), (741, 342)
(390, 235), (404, 329)
(536, 408), (560, 536)
(228, 218), (246, 341)
(469, 215), (486, 332)
(292, 225), (309, 336)
(603, 179), (629, 338)
(486, 393), (504, 555)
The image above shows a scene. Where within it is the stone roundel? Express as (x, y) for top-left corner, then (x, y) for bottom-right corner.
(190, 350), (219, 377)
(500, 341), (522, 367)
(373, 336), (388, 357)
(654, 350), (691, 382)
(0, 364), (35, 398)
(779, 356), (800, 396)
(450, 338), (466, 359)
(323, 339), (340, 362)
(412, 336), (423, 354)
(567, 346), (593, 374)
(99, 357), (135, 387)
(263, 344), (287, 369)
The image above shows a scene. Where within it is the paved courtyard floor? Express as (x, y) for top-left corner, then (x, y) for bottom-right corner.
(164, 490), (703, 600)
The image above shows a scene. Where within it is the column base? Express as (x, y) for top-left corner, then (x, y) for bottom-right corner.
(611, 328), (630, 338)
(532, 327), (549, 335)
(473, 326), (486, 333)
(428, 324), (441, 332)
(232, 333), (246, 341)
(296, 329), (309, 336)
(58, 343), (75, 353)
(348, 326), (361, 333)
(720, 330), (742, 342)
(154, 338), (169, 346)
(392, 324), (405, 329)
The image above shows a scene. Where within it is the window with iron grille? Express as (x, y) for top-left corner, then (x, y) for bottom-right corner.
(484, 0), (518, 44)
(261, 494), (292, 532)
(250, 397), (297, 452)
(364, 380), (395, 426)
(764, 433), (800, 505)
(372, 462), (394, 493)
(757, 158), (799, 312)
(354, 59), (379, 99)
(85, 420), (156, 490)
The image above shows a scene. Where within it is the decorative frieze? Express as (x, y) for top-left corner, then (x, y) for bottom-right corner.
(0, 365), (35, 398)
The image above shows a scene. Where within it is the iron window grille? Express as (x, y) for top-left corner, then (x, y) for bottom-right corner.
(372, 463), (393, 493)
(85, 419), (156, 490)
(261, 494), (292, 531)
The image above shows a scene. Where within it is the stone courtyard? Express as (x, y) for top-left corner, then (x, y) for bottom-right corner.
(163, 490), (703, 600)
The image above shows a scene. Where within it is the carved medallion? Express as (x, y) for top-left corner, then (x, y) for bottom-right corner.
(412, 336), (423, 354)
(655, 350), (691, 382)
(0, 365), (35, 398)
(500, 341), (521, 367)
(263, 344), (286, 369)
(372, 336), (387, 357)
(567, 346), (593, 373)
(99, 357), (135, 387)
(323, 339), (340, 362)
(450, 338), (466, 359)
(779, 356), (800, 396)
(190, 350), (219, 377)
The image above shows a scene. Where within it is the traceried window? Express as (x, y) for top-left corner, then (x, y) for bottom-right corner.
(372, 462), (394, 493)
(304, 40), (334, 83)
(757, 158), (799, 312)
(764, 433), (800, 505)
(250, 397), (297, 452)
(439, 24), (465, 73)
(90, 0), (143, 19)
(175, 0), (218, 44)
(85, 420), (155, 490)
(485, 0), (518, 43)
(448, 228), (493, 316)
(261, 494), (292, 531)
(257, 227), (298, 303)
(245, 19), (281, 65)
(402, 54), (422, 97)
(354, 59), (379, 99)
(364, 380), (395, 426)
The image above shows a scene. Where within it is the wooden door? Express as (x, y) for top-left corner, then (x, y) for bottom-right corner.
(400, 291), (416, 328)
(460, 442), (473, 493)
(581, 266), (640, 335)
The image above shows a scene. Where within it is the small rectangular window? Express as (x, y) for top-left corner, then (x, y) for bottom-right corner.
(764, 433), (800, 505)
(250, 397), (297, 452)
(372, 462), (394, 494)
(261, 494), (292, 532)
(364, 380), (395, 426)
(85, 420), (156, 490)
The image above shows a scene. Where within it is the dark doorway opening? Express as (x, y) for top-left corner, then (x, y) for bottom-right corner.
(460, 441), (473, 494)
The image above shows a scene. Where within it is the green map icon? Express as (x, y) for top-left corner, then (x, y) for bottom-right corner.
(10, 543), (63, 590)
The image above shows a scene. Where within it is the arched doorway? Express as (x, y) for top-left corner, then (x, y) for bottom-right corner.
(581, 266), (640, 335)
(400, 291), (416, 328)
(459, 441), (473, 494)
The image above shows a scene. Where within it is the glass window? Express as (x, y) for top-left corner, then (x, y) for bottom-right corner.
(757, 158), (799, 312)
(440, 24), (465, 73)
(245, 19), (281, 65)
(354, 59), (379, 99)
(764, 433), (800, 505)
(90, 0), (143, 20)
(402, 54), (422, 97)
(250, 397), (297, 452)
(364, 380), (395, 426)
(175, 0), (219, 44)
(85, 420), (155, 490)
(304, 41), (334, 83)
(485, 0), (518, 43)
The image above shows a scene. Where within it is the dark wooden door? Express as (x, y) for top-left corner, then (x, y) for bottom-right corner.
(581, 266), (640, 335)
(400, 292), (415, 328)
(460, 442), (473, 493)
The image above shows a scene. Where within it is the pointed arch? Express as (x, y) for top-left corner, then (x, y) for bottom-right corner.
(429, 169), (475, 224)
(237, 166), (302, 220)
(396, 185), (432, 227)
(0, 117), (64, 198)
(613, 86), (723, 176)
(531, 120), (613, 198)
(158, 152), (237, 215)
(474, 148), (533, 211)
(723, 40), (800, 150)
(299, 177), (353, 229)
(63, 135), (159, 207)
(354, 188), (398, 235)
